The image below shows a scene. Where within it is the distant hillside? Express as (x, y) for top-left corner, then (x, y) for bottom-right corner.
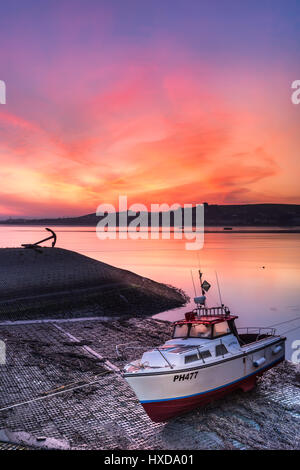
(1, 204), (300, 227)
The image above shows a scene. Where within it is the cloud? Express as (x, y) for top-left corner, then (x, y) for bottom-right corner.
(0, 30), (298, 217)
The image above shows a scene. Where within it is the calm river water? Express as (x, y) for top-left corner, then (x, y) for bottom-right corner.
(1, 226), (299, 360)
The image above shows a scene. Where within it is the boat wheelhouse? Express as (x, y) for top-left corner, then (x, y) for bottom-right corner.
(123, 273), (286, 422)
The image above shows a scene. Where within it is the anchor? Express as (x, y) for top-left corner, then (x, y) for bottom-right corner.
(22, 228), (57, 251)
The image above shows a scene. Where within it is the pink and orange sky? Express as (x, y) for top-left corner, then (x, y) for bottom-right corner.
(0, 0), (299, 217)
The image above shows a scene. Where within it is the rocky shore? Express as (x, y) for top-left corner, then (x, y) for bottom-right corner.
(0, 247), (188, 321)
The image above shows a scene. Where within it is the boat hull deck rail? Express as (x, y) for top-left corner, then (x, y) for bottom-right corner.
(193, 306), (231, 317)
(116, 342), (148, 359)
(237, 327), (276, 345)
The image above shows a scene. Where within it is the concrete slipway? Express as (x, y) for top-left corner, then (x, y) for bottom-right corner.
(0, 316), (299, 450)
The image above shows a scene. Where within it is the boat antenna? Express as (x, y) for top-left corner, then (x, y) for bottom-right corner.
(199, 270), (205, 296)
(215, 271), (223, 307)
(197, 252), (201, 271)
(190, 270), (197, 297)
(197, 254), (204, 295)
(197, 269), (208, 308)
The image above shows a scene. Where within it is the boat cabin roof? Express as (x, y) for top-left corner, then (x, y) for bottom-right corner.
(174, 306), (238, 326)
(175, 315), (238, 326)
(172, 307), (238, 340)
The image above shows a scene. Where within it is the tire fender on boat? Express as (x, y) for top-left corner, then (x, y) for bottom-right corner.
(253, 357), (266, 368)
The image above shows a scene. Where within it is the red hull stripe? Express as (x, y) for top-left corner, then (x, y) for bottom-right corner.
(140, 356), (284, 404)
(142, 375), (256, 422)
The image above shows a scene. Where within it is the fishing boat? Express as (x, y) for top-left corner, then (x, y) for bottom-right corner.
(123, 271), (286, 422)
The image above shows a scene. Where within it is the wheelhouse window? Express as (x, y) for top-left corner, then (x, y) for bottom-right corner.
(185, 350), (212, 364)
(215, 344), (228, 356)
(184, 353), (198, 364)
(200, 349), (212, 359)
(213, 321), (230, 338)
(189, 324), (212, 338)
(173, 324), (189, 338)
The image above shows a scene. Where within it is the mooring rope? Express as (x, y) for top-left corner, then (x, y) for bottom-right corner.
(0, 371), (114, 413)
(279, 324), (300, 336)
(268, 316), (300, 328)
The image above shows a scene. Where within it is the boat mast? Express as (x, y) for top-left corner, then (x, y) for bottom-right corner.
(190, 270), (197, 297)
(215, 271), (223, 307)
(198, 270), (206, 307)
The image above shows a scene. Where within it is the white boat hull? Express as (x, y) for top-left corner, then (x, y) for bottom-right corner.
(124, 338), (285, 422)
